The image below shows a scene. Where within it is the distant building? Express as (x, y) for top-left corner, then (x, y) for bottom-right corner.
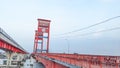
(0, 53), (7, 65)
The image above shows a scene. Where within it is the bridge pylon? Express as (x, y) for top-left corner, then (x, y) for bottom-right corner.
(33, 19), (51, 53)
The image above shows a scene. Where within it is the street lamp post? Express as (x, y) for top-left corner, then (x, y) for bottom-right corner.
(65, 39), (70, 54)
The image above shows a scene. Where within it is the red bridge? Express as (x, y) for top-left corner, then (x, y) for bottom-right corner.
(0, 27), (27, 54)
(0, 27), (27, 67)
(0, 18), (120, 68)
(32, 19), (120, 68)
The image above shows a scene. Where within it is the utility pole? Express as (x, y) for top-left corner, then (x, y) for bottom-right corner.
(65, 39), (70, 54)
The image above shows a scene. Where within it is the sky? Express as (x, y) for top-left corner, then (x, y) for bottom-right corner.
(0, 0), (120, 56)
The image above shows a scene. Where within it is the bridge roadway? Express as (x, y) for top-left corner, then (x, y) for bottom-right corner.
(0, 27), (27, 53)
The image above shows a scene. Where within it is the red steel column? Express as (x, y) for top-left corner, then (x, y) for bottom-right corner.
(46, 23), (50, 53)
(41, 38), (43, 53)
(33, 30), (38, 53)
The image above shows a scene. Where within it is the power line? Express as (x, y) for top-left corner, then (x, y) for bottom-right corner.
(53, 27), (120, 39)
(75, 27), (120, 37)
(54, 16), (120, 36)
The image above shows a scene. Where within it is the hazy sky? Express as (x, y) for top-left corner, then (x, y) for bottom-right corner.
(0, 0), (120, 55)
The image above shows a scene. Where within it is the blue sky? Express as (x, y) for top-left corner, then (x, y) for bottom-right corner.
(0, 0), (120, 55)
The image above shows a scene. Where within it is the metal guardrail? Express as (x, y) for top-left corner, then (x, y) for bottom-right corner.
(0, 27), (25, 52)
(35, 53), (120, 68)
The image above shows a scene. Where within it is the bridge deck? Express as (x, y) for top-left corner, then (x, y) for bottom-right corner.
(0, 27), (27, 53)
(33, 53), (120, 68)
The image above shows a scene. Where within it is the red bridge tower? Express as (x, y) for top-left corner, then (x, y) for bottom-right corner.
(33, 19), (51, 53)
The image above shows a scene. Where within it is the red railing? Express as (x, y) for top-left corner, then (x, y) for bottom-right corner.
(34, 53), (120, 68)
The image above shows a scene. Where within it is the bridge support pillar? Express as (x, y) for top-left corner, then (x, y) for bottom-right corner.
(5, 52), (27, 67)
(6, 51), (12, 68)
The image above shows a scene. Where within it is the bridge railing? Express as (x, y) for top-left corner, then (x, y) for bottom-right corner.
(0, 27), (19, 46)
(34, 53), (120, 68)
(0, 27), (26, 52)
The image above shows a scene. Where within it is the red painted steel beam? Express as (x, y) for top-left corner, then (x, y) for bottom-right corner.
(0, 39), (27, 54)
(33, 53), (120, 68)
(32, 53), (68, 68)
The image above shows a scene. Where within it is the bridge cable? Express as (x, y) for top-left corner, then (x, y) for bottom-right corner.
(53, 26), (120, 39)
(54, 16), (120, 37)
